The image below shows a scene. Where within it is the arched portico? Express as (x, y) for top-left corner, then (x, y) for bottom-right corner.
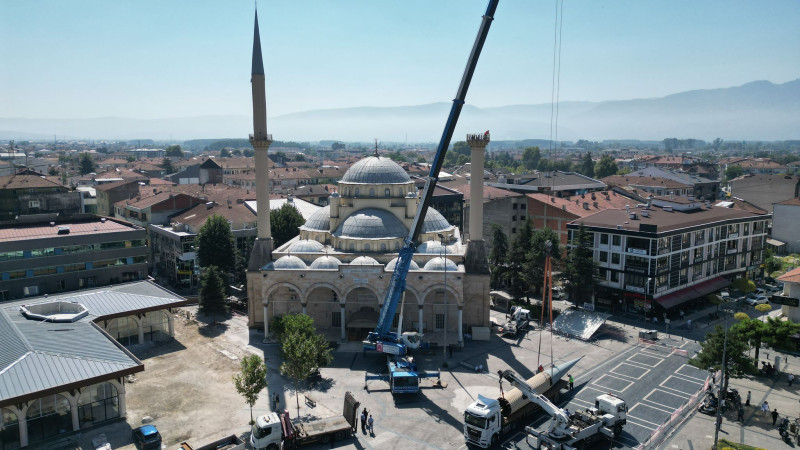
(305, 284), (344, 341)
(344, 286), (379, 341)
(261, 282), (303, 339)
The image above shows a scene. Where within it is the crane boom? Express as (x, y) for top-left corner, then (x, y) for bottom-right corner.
(368, 0), (500, 352)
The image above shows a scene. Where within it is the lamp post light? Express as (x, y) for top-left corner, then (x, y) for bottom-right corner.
(438, 233), (448, 361)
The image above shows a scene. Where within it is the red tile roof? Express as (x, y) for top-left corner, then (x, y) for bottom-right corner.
(527, 192), (635, 218)
(777, 267), (800, 284)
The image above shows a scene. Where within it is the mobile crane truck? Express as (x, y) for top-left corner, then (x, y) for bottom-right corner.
(463, 358), (579, 448)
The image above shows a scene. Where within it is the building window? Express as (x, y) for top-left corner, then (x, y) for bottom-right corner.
(29, 200), (40, 208)
(511, 228), (516, 234)
(520, 204), (526, 210)
(354, 188), (360, 197)
(612, 235), (621, 247)
(364, 243), (371, 252)
(435, 313), (445, 330)
(611, 253), (620, 265)
(513, 203), (518, 210)
(599, 251), (608, 263)
(601, 234), (609, 245)
(380, 243), (387, 251)
(1, 408), (20, 450)
(23, 286), (39, 296)
(369, 188), (375, 197)
(26, 394), (71, 443)
(56, 280), (66, 290)
(512, 215), (517, 221)
(77, 382), (120, 428)
(331, 311), (341, 327)
(385, 188), (391, 197)
(610, 271), (620, 282)
(598, 268), (607, 279)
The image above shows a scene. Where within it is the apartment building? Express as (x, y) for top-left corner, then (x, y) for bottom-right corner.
(568, 198), (771, 314)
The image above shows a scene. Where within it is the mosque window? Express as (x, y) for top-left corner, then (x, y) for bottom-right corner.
(369, 188), (375, 197)
(381, 243), (387, 251)
(355, 188), (360, 197)
(385, 188), (391, 197)
(349, 243), (355, 251)
(364, 244), (371, 252)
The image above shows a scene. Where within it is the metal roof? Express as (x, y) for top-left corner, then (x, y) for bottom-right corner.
(300, 205), (331, 231)
(310, 255), (343, 270)
(287, 239), (325, 253)
(334, 208), (407, 239)
(423, 257), (458, 271)
(385, 257), (420, 271)
(340, 157), (411, 185)
(421, 208), (453, 233)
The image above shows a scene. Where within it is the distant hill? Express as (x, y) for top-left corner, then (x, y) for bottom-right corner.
(1, 79), (797, 141)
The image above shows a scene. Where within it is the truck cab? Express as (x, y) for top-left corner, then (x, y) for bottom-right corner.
(251, 412), (282, 449)
(592, 394), (627, 434)
(464, 395), (502, 447)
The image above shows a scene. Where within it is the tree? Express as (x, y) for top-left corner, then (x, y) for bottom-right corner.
(160, 158), (174, 174)
(220, 148), (231, 157)
(765, 257), (782, 275)
(724, 165), (744, 181)
(731, 278), (756, 294)
(522, 147), (541, 171)
(78, 153), (95, 175)
(563, 225), (595, 303)
(278, 314), (333, 417)
(577, 152), (594, 178)
(489, 224), (509, 288)
(197, 214), (236, 273)
(199, 266), (228, 324)
(524, 227), (563, 300)
(165, 145), (183, 157)
(271, 203), (305, 248)
(507, 219), (534, 300)
(691, 325), (756, 378)
(762, 316), (800, 353)
(295, 153), (306, 162)
(593, 155), (618, 179)
(232, 149), (242, 157)
(233, 354), (268, 424)
(243, 148), (255, 157)
(736, 316), (767, 361)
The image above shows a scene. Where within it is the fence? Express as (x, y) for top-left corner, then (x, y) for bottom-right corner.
(635, 370), (717, 449)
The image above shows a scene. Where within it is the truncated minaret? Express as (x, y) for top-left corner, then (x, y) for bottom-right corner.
(464, 132), (490, 274)
(247, 10), (273, 271)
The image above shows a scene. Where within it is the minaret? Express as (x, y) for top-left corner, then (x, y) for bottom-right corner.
(247, 10), (274, 272)
(464, 132), (490, 274)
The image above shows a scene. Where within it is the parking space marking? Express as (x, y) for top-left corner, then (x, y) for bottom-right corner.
(628, 353), (665, 367)
(630, 401), (674, 417)
(668, 372), (706, 386)
(569, 397), (594, 408)
(625, 409), (664, 427)
(610, 362), (651, 380)
(593, 374), (634, 393)
(643, 388), (689, 411)
(676, 364), (707, 381)
(659, 375), (703, 395)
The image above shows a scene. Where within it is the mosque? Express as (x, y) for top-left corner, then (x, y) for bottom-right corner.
(245, 12), (491, 345)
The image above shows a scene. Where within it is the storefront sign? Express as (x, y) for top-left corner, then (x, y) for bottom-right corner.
(729, 233), (739, 238)
(628, 248), (648, 255)
(582, 302), (595, 311)
(727, 249), (738, 255)
(626, 285), (645, 293)
(770, 295), (800, 307)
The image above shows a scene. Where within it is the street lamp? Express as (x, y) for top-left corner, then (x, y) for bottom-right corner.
(438, 233), (448, 361)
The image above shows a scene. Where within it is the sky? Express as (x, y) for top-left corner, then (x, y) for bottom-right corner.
(1, 0), (799, 120)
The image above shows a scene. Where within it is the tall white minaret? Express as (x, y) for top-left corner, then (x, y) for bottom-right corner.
(247, 10), (274, 271)
(464, 132), (490, 274)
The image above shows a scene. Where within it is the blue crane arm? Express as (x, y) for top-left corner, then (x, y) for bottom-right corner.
(373, 0), (499, 339)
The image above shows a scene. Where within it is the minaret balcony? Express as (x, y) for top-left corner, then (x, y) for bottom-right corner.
(250, 133), (273, 145)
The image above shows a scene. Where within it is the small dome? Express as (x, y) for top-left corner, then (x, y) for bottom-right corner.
(340, 156), (411, 184)
(334, 208), (407, 239)
(422, 208), (452, 233)
(385, 257), (420, 271)
(416, 240), (451, 254)
(271, 255), (307, 270)
(351, 256), (380, 266)
(310, 255), (342, 270)
(287, 239), (325, 253)
(301, 205), (330, 231)
(423, 257), (457, 272)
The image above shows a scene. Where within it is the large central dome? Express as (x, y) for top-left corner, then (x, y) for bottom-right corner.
(334, 208), (407, 239)
(340, 156), (411, 184)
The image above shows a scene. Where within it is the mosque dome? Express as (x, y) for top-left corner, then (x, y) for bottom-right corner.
(423, 257), (458, 272)
(416, 240), (452, 255)
(385, 257), (420, 271)
(301, 206), (330, 231)
(340, 156), (411, 184)
(351, 256), (380, 266)
(286, 239), (325, 253)
(421, 208), (452, 233)
(271, 255), (307, 270)
(334, 208), (407, 239)
(310, 255), (343, 270)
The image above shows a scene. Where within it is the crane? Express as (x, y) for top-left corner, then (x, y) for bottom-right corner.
(363, 0), (500, 356)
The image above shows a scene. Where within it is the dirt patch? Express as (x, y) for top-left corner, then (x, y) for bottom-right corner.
(121, 310), (254, 447)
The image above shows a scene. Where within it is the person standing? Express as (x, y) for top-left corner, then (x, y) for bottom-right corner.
(368, 414), (374, 435)
(772, 408), (779, 426)
(762, 401), (769, 416)
(745, 391), (751, 406)
(568, 374), (574, 391)
(273, 393), (280, 411)
(361, 408), (368, 433)
(789, 373), (794, 386)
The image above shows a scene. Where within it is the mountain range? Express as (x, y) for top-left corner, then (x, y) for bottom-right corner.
(1, 79), (798, 142)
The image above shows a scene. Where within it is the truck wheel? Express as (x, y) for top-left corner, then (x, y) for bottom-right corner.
(321, 434), (331, 444)
(334, 430), (346, 441)
(613, 425), (622, 438)
(490, 433), (499, 447)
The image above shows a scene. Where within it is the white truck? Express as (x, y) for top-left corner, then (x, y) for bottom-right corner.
(463, 358), (580, 448)
(500, 306), (531, 337)
(251, 392), (360, 449)
(500, 368), (627, 450)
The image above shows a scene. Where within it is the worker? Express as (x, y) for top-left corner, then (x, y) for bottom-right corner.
(568, 374), (574, 391)
(361, 408), (368, 433)
(368, 414), (374, 435)
(538, 364), (544, 373)
(772, 408), (779, 426)
(745, 391), (751, 406)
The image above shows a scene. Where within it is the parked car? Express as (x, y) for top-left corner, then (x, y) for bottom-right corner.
(765, 284), (782, 293)
(132, 425), (162, 449)
(745, 295), (769, 306)
(552, 286), (565, 299)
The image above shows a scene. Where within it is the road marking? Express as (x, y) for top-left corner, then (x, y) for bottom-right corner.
(659, 376), (702, 395)
(628, 401), (674, 418)
(610, 362), (651, 380)
(593, 374), (634, 393)
(668, 372), (705, 386)
(628, 353), (664, 367)
(569, 397), (594, 408)
(675, 364), (707, 381)
(625, 412), (662, 428)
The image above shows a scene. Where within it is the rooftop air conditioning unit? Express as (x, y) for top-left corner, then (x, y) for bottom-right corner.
(617, 225), (623, 230)
(641, 210), (650, 217)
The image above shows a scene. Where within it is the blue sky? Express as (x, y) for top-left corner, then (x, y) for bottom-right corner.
(1, 0), (798, 120)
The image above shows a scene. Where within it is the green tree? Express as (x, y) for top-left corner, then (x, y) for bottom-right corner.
(197, 214), (236, 273)
(165, 145), (183, 157)
(507, 219), (534, 300)
(78, 153), (95, 175)
(232, 149), (242, 157)
(593, 155), (618, 179)
(577, 152), (594, 177)
(731, 278), (756, 294)
(278, 314), (334, 416)
(724, 165), (744, 181)
(199, 265), (228, 324)
(762, 316), (800, 353)
(233, 354), (268, 424)
(271, 203), (306, 248)
(522, 147), (541, 171)
(691, 324), (756, 378)
(220, 148), (231, 157)
(524, 227), (563, 300)
(489, 224), (509, 288)
(563, 225), (595, 303)
(243, 148), (255, 157)
(295, 153), (306, 162)
(764, 257), (782, 275)
(160, 157), (174, 174)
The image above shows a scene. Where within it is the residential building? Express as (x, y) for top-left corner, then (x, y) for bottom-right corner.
(458, 183), (525, 244)
(95, 179), (141, 217)
(487, 170), (605, 197)
(168, 159), (223, 185)
(775, 267), (800, 321)
(0, 171), (82, 221)
(0, 216), (147, 299)
(624, 167), (721, 201)
(568, 198), (771, 314)
(771, 197), (800, 253)
(721, 157), (787, 175)
(729, 173), (800, 213)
